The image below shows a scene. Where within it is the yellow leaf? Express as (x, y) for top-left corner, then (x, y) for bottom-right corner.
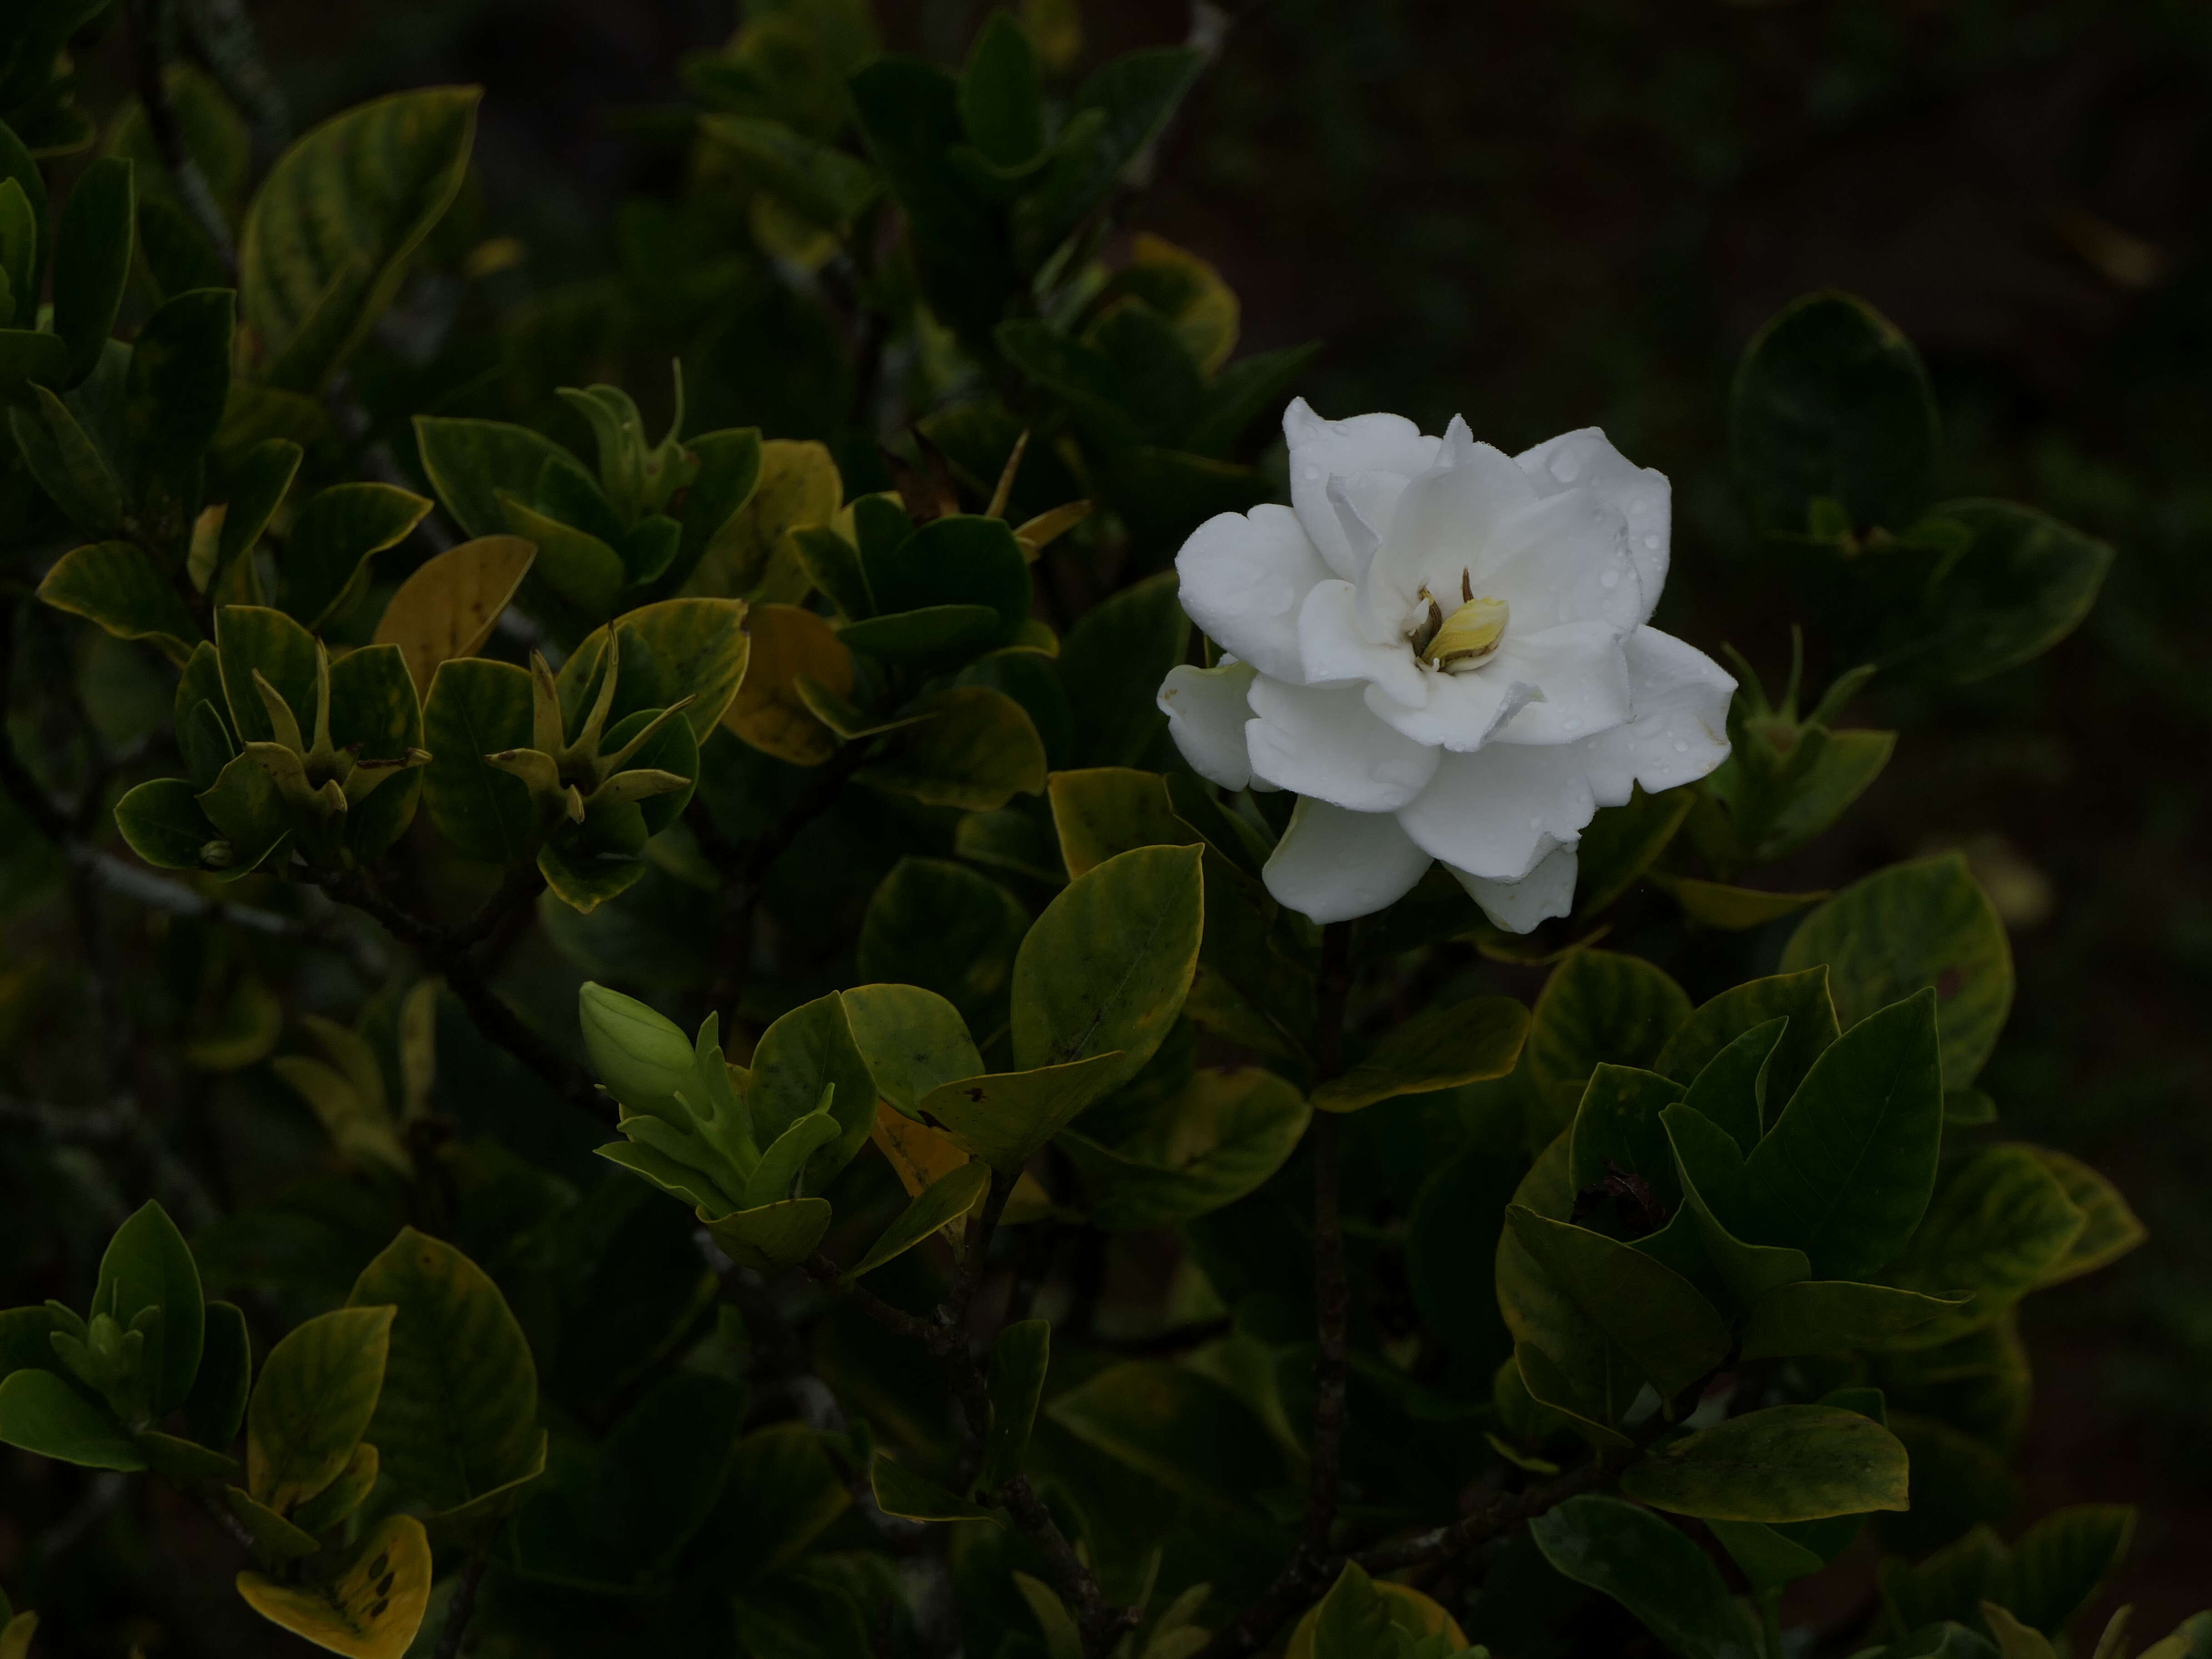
(689, 439), (841, 598)
(722, 603), (853, 766)
(869, 1104), (1054, 1227)
(185, 974), (283, 1071)
(397, 978), (440, 1124)
(371, 535), (535, 696)
(0, 1610), (38, 1659)
(236, 1513), (432, 1659)
(1129, 232), (1239, 372)
(1285, 1580), (1466, 1659)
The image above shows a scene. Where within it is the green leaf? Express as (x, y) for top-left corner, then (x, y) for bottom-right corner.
(1495, 1134), (1641, 1441)
(135, 1427), (240, 1485)
(1738, 990), (1944, 1280)
(704, 1198), (834, 1273)
(2005, 1504), (2135, 1634)
(917, 1053), (1126, 1171)
(859, 685), (1047, 810)
(1569, 1063), (1688, 1208)
(537, 839), (649, 913)
(93, 1199), (204, 1417)
(693, 437), (840, 599)
(849, 1161), (990, 1280)
(842, 984), (985, 1118)
(1657, 875), (1826, 931)
(240, 87), (480, 391)
(282, 483), (431, 630)
(871, 1450), (1000, 1523)
(1623, 1403), (1911, 1522)
(1708, 1519), (1827, 1594)
(1739, 1280), (1968, 1360)
(1061, 1065), (1310, 1228)
(558, 596), (754, 743)
(287, 1439), (379, 1534)
(114, 777), (223, 870)
(53, 156), (133, 387)
(741, 1111), (841, 1209)
(1889, 502), (2113, 684)
(980, 1319), (1049, 1492)
(1012, 841), (1203, 1091)
(1529, 1495), (1761, 1659)
(1574, 784), (1695, 917)
(347, 1228), (543, 1518)
(711, 1421), (852, 1580)
(497, 492), (628, 622)
(2023, 1147), (2143, 1287)
(128, 287), (235, 488)
(215, 438), (306, 586)
(864, 513), (1031, 638)
(413, 415), (598, 539)
(1679, 1019), (1782, 1156)
(1662, 1105), (1812, 1306)
(700, 116), (880, 232)
(0, 327), (65, 395)
(421, 657), (536, 864)
(236, 1512), (433, 1659)
(0, 1368), (146, 1470)
(1057, 571), (1190, 767)
(1504, 1208), (1731, 1398)
(327, 642), (426, 860)
(223, 1483), (321, 1559)
(1313, 994), (1528, 1114)
(195, 751), (292, 878)
(215, 603), (318, 744)
(0, 172), (38, 312)
(838, 602), (1003, 664)
(1048, 766), (1196, 875)
(1781, 855), (2012, 1091)
(1528, 949), (1691, 1127)
(745, 991), (880, 1188)
(10, 387), (123, 532)
(184, 1299), (251, 1450)
(960, 12), (1046, 169)
(1045, 1359), (1286, 1514)
(247, 1304), (393, 1516)
(1730, 290), (1938, 535)
(36, 541), (201, 662)
(1882, 1145), (2086, 1347)
(856, 858), (1029, 1030)
(1010, 47), (1206, 269)
(1658, 968), (1838, 1133)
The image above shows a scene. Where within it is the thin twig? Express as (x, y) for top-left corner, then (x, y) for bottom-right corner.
(431, 1550), (489, 1659)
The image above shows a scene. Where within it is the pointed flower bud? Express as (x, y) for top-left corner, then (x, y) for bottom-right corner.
(579, 981), (699, 1114)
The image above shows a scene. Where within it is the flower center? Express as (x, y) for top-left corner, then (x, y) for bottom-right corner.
(1408, 572), (1509, 673)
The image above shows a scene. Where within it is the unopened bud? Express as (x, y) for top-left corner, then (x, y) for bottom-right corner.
(579, 982), (698, 1112)
(200, 840), (236, 870)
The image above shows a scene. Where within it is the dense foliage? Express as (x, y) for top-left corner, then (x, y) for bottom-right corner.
(0, 2), (2197, 1658)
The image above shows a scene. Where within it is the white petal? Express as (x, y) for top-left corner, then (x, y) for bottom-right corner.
(1448, 842), (1578, 933)
(1477, 488), (1644, 633)
(1367, 437), (1539, 619)
(1285, 398), (1441, 582)
(1571, 626), (1735, 807)
(1362, 664), (1529, 752)
(1175, 505), (1333, 685)
(1396, 742), (1597, 881)
(1245, 676), (1441, 812)
(1486, 621), (1633, 746)
(1515, 427), (1670, 623)
(1297, 579), (1428, 706)
(1159, 659), (1257, 790)
(1263, 796), (1433, 924)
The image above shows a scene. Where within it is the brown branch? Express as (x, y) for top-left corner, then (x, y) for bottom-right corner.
(431, 1549), (489, 1659)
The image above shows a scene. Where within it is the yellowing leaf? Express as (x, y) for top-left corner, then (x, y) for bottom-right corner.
(371, 535), (535, 695)
(236, 1513), (432, 1659)
(722, 602), (851, 765)
(688, 438), (841, 598)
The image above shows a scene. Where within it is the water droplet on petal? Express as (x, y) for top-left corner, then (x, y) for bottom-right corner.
(1672, 740), (1689, 753)
(1643, 533), (1661, 549)
(1600, 571), (1620, 589)
(1551, 452), (1580, 482)
(1303, 468), (1322, 481)
(1529, 815), (1543, 830)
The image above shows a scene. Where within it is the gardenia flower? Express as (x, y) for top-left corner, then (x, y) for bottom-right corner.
(1158, 400), (1734, 931)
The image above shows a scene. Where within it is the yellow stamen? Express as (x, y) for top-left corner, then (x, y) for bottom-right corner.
(1425, 595), (1509, 671)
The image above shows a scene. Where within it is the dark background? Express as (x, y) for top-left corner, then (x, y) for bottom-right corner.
(81, 0), (2212, 1632)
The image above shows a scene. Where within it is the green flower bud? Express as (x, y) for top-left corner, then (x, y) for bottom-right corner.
(579, 982), (698, 1112)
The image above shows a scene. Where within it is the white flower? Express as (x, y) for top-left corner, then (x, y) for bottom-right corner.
(1157, 399), (1734, 931)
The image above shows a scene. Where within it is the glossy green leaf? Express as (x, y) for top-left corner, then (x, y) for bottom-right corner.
(2024, 1147), (2144, 1287)
(705, 1198), (834, 1273)
(1495, 1138), (1641, 1441)
(282, 483), (431, 630)
(135, 1428), (239, 1485)
(2005, 1504), (2135, 1634)
(859, 685), (1047, 810)
(1569, 1063), (1688, 1208)
(421, 656), (536, 864)
(745, 992), (879, 1188)
(1061, 1066), (1309, 1228)
(1314, 994), (1528, 1114)
(1738, 991), (1944, 1279)
(857, 857), (1029, 1029)
(1707, 1518), (1827, 1592)
(849, 1161), (990, 1280)
(1623, 1403), (1911, 1522)
(917, 1053), (1126, 1171)
(1046, 1359), (1286, 1514)
(1047, 766), (1196, 876)
(960, 11), (1046, 168)
(864, 513), (1031, 636)
(327, 642), (426, 860)
(347, 1228), (543, 1517)
(36, 541), (201, 661)
(215, 439), (306, 583)
(1530, 1495), (1760, 1659)
(113, 777), (223, 870)
(1574, 784), (1696, 916)
(0, 1368), (145, 1469)
(1057, 571), (1189, 767)
(1663, 1104), (1812, 1305)
(413, 415), (595, 538)
(10, 387), (122, 531)
(1505, 1207), (1730, 1398)
(842, 984), (985, 1118)
(1528, 950), (1691, 1128)
(1657, 967), (1839, 1123)
(741, 1111), (840, 1209)
(195, 751), (292, 877)
(838, 602), (1002, 664)
(214, 603), (318, 744)
(980, 1319), (1049, 1493)
(1883, 1145), (2086, 1347)
(1731, 290), (1937, 535)
(1010, 47), (1206, 270)
(1781, 855), (2011, 1091)
(1740, 1279), (1968, 1359)
(246, 1304), (392, 1516)
(53, 156), (133, 386)
(184, 1299), (251, 1450)
(1679, 1018), (1782, 1156)
(1012, 841), (1202, 1092)
(93, 1199), (204, 1417)
(241, 88), (479, 391)
(871, 1450), (1000, 1523)
(558, 597), (753, 742)
(1894, 501), (2114, 685)
(128, 287), (234, 484)
(287, 1438), (380, 1534)
(223, 1483), (321, 1559)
